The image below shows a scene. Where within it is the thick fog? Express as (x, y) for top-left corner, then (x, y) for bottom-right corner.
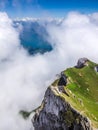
(0, 11), (98, 130)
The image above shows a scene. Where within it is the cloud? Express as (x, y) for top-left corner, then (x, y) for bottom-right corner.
(0, 11), (98, 130)
(0, 12), (64, 130)
(46, 11), (98, 64)
(0, 12), (20, 60)
(90, 12), (98, 25)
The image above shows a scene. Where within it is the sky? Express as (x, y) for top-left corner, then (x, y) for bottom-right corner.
(0, 0), (98, 18)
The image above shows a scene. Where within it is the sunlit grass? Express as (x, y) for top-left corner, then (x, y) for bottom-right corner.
(62, 60), (98, 128)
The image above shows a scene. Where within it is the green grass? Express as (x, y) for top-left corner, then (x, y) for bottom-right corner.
(62, 60), (98, 128)
(20, 60), (98, 128)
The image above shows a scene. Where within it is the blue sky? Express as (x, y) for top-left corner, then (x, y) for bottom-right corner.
(0, 0), (98, 18)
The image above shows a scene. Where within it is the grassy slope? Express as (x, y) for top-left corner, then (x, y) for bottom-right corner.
(20, 60), (98, 128)
(61, 61), (98, 128)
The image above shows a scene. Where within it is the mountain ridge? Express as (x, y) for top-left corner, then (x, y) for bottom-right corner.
(33, 86), (92, 130)
(20, 58), (98, 130)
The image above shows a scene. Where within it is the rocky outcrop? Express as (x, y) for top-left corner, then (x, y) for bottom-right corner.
(32, 86), (91, 130)
(75, 58), (88, 68)
(58, 72), (67, 86)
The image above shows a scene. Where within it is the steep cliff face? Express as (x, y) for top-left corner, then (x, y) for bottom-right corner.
(31, 59), (98, 130)
(32, 86), (91, 130)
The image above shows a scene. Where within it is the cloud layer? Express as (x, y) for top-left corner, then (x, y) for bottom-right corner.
(46, 12), (98, 63)
(0, 11), (98, 130)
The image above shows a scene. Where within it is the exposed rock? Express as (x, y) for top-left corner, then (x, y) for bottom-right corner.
(94, 66), (98, 72)
(58, 86), (69, 96)
(75, 58), (88, 68)
(58, 72), (67, 86)
(32, 87), (91, 130)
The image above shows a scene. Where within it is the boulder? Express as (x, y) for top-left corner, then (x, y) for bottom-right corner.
(76, 58), (88, 68)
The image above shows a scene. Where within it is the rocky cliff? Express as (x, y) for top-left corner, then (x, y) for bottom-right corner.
(20, 58), (98, 130)
(32, 85), (92, 130)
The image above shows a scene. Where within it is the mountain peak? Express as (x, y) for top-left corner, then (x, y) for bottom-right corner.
(20, 59), (98, 129)
(32, 59), (98, 129)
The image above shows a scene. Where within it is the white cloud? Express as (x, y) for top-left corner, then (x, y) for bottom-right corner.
(0, 12), (20, 60)
(0, 12), (64, 130)
(62, 12), (90, 27)
(46, 12), (98, 64)
(90, 12), (98, 25)
(0, 11), (98, 130)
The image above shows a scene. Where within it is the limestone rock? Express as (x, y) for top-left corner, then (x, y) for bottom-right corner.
(32, 87), (91, 130)
(76, 58), (88, 68)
